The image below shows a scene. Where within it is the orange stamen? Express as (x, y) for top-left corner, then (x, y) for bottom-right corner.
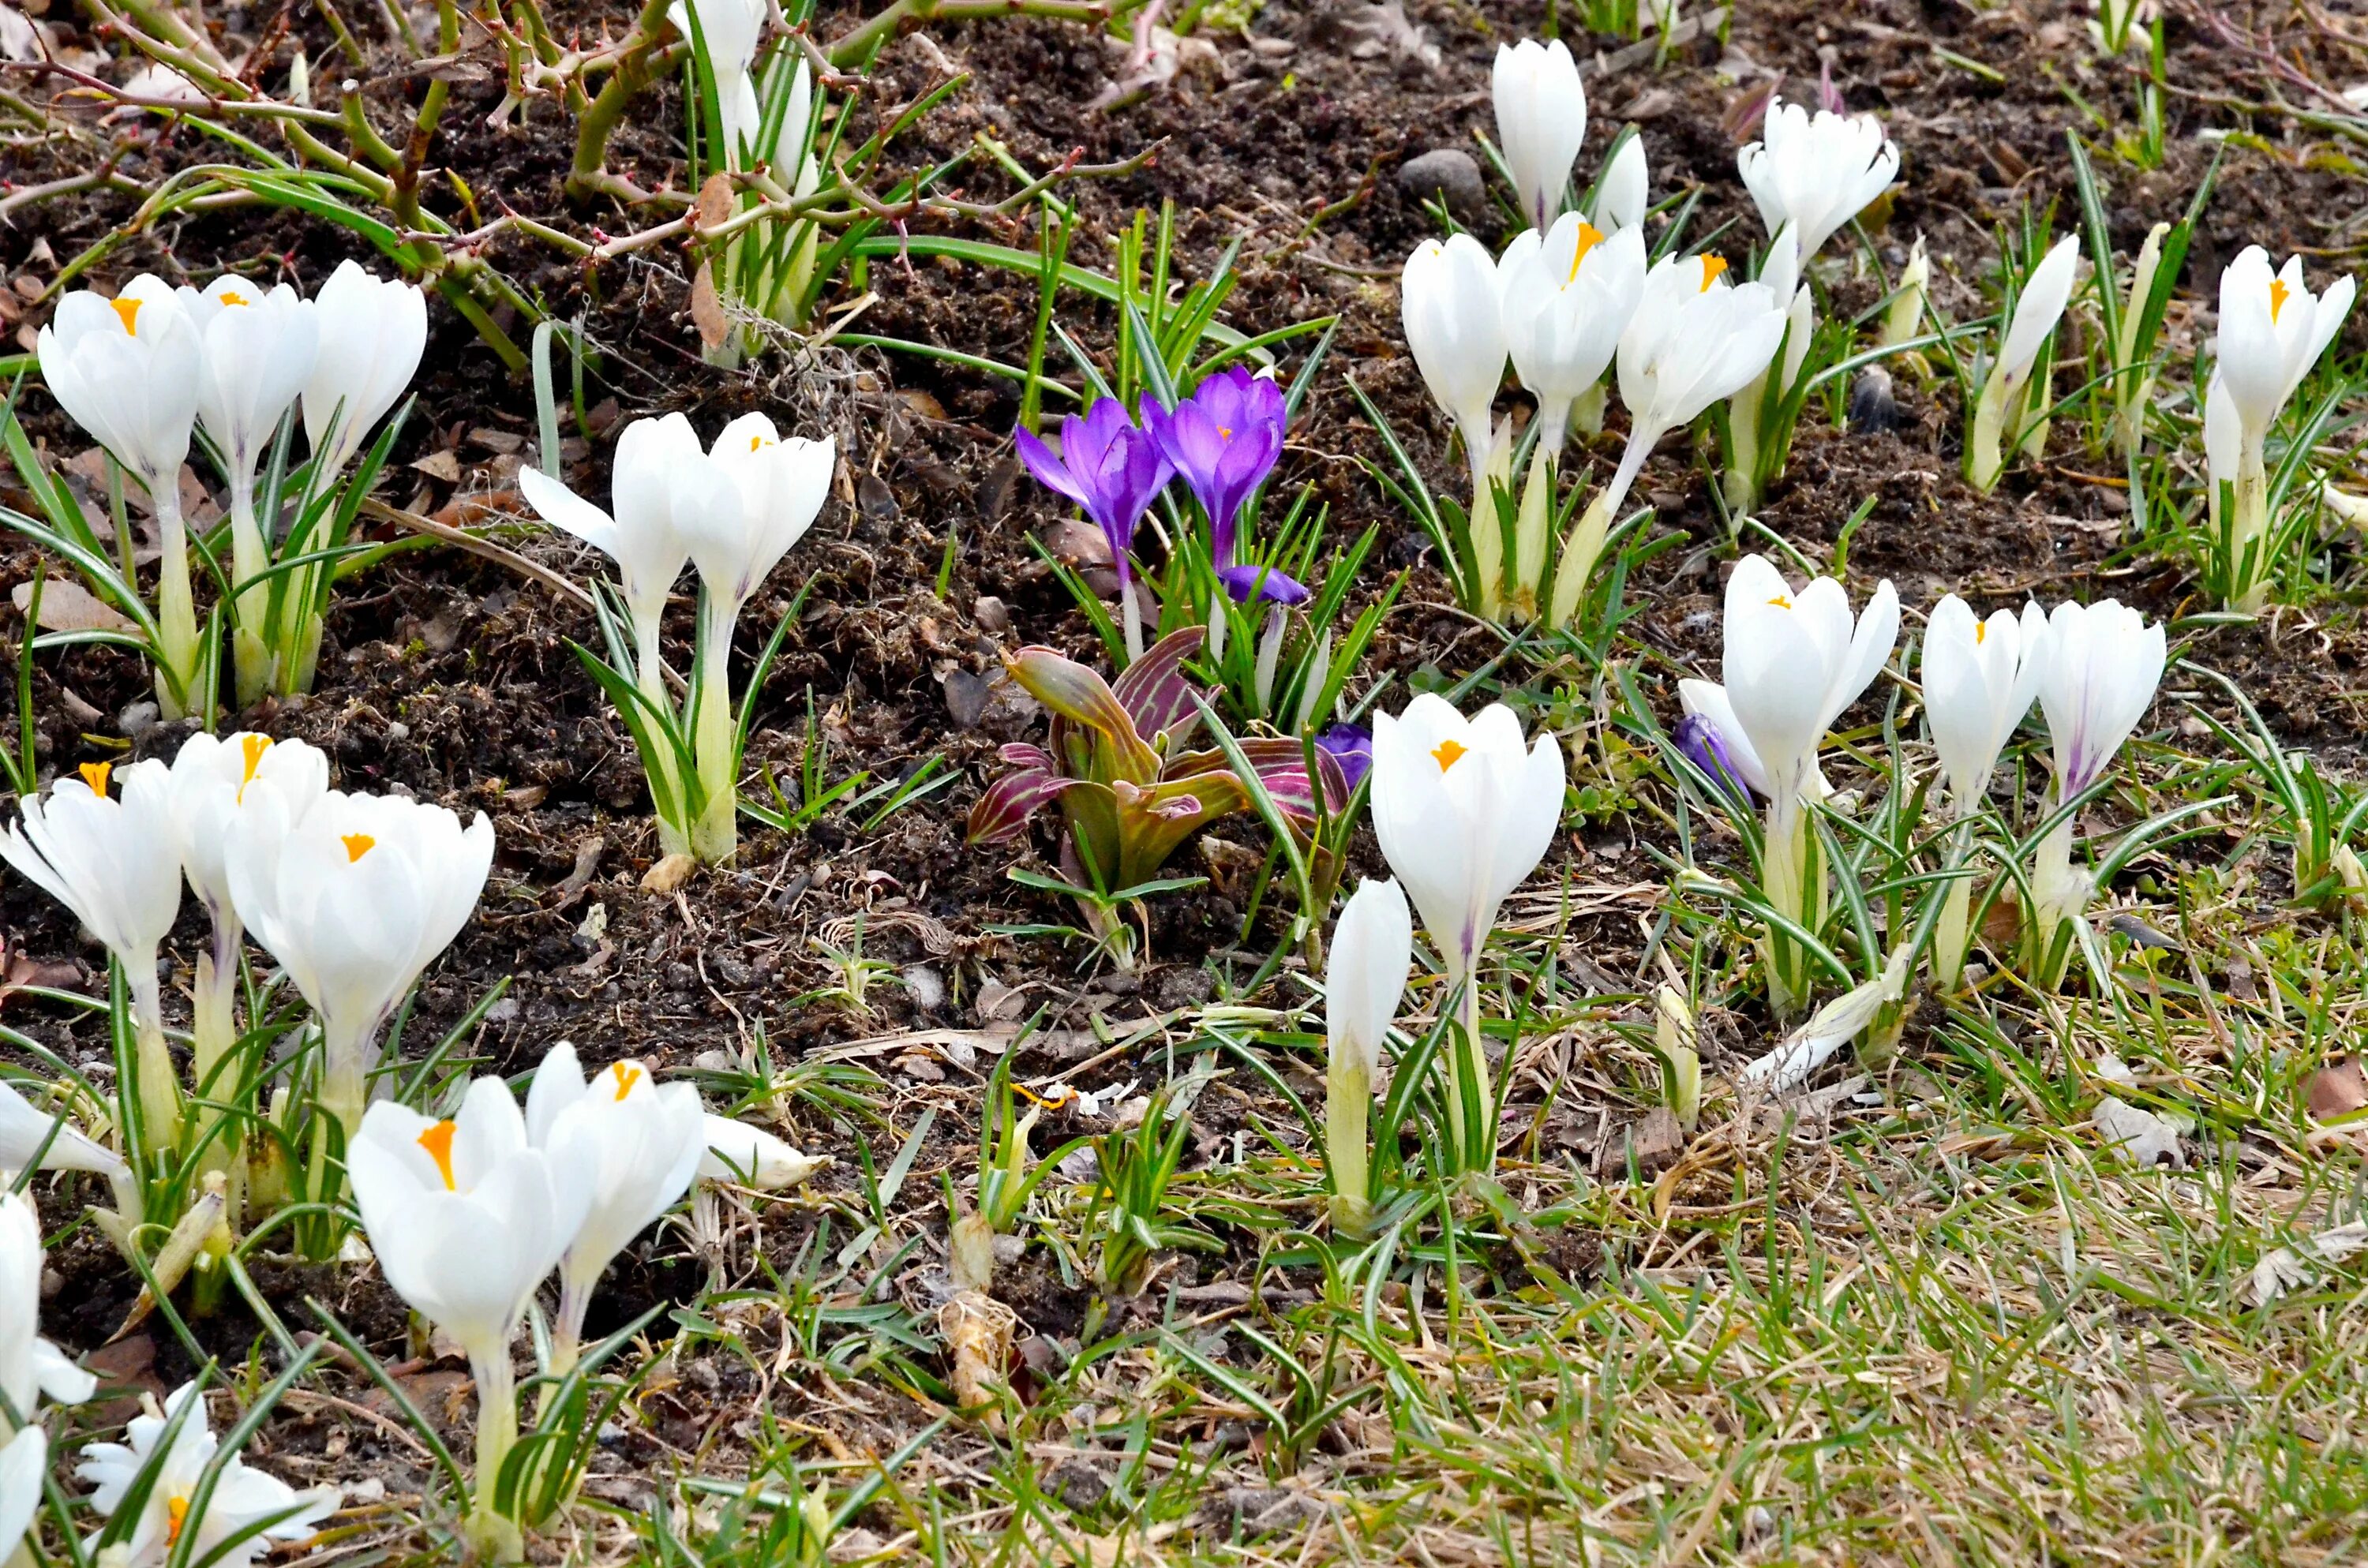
(1698, 255), (1729, 291)
(78, 762), (112, 795)
(1975, 622), (1988, 645)
(418, 1121), (459, 1189)
(341, 833), (376, 863)
(219, 289), (251, 308)
(1767, 594), (1792, 609)
(109, 297), (142, 334)
(1432, 739), (1469, 772)
(2270, 277), (2292, 323)
(610, 1062), (644, 1101)
(1566, 222), (1606, 284)
(167, 1495), (189, 1547)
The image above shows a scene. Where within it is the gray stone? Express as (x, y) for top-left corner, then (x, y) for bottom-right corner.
(1397, 148), (1486, 217)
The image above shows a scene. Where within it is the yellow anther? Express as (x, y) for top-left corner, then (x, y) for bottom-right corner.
(1767, 593), (1792, 609)
(167, 1495), (189, 1546)
(78, 762), (113, 795)
(418, 1121), (459, 1189)
(1566, 221), (1606, 284)
(110, 297), (142, 334)
(220, 289), (252, 308)
(1432, 739), (1468, 772)
(610, 1062), (643, 1101)
(2270, 277), (2292, 323)
(1975, 621), (1988, 645)
(1699, 255), (1729, 291)
(341, 833), (376, 863)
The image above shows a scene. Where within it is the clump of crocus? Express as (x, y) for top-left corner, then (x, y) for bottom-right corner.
(526, 413), (832, 863)
(1965, 233), (2078, 493)
(1014, 399), (1175, 662)
(1323, 878), (1411, 1235)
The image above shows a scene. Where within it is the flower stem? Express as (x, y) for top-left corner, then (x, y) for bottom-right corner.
(126, 961), (180, 1156)
(1324, 1059), (1370, 1237)
(689, 601), (739, 863)
(1452, 964), (1493, 1174)
(227, 473), (273, 708)
(466, 1346), (525, 1563)
(151, 485), (201, 720)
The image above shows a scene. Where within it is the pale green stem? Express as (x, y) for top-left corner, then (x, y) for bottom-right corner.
(190, 911), (245, 1218)
(151, 485), (200, 720)
(631, 617), (691, 859)
(1324, 1058), (1370, 1236)
(1760, 794), (1813, 1018)
(126, 960), (179, 1156)
(1965, 367), (2013, 494)
(1931, 815), (1978, 994)
(1119, 586), (1145, 665)
(227, 472), (272, 708)
(2231, 436), (2273, 613)
(466, 1344), (525, 1562)
(1453, 961), (1492, 1173)
(1724, 370), (1767, 512)
(690, 601), (739, 863)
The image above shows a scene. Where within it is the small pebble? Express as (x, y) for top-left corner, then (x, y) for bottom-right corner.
(1396, 148), (1486, 217)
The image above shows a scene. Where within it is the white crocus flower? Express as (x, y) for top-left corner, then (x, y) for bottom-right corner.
(1737, 95), (1900, 264)
(1594, 253), (1786, 529)
(1921, 595), (2048, 812)
(2, 762), (183, 1149)
(1965, 233), (2079, 492)
(301, 260), (427, 478)
(1369, 694), (1564, 1167)
(2027, 599), (2166, 979)
(1401, 234), (1509, 525)
(225, 788), (494, 1137)
(0, 1080), (135, 1214)
(1499, 218), (1647, 460)
(349, 1080), (592, 1555)
(36, 277), (204, 717)
(524, 1043), (706, 1372)
(1736, 946), (1912, 1092)
(678, 415), (835, 863)
(2209, 247), (2357, 609)
(168, 732), (330, 1083)
(1323, 878), (1411, 1235)
(670, 0), (765, 163)
(1370, 694), (1565, 988)
(1722, 554), (1900, 811)
(0, 1426), (43, 1562)
(519, 414), (711, 701)
(1591, 134), (1648, 232)
(77, 1380), (336, 1568)
(699, 1115), (825, 1188)
(179, 279), (319, 704)
(1921, 595), (2047, 988)
(1720, 554), (1898, 1015)
(1493, 39), (1587, 232)
(0, 1190), (96, 1425)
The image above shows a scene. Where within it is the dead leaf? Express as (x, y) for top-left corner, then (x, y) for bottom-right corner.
(695, 172), (733, 233)
(2307, 1058), (2368, 1121)
(690, 261), (729, 350)
(410, 449), (463, 483)
(641, 852), (696, 895)
(2248, 1220), (2368, 1306)
(2093, 1095), (2184, 1168)
(13, 578), (132, 633)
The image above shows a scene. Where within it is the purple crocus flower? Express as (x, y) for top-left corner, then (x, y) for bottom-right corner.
(1315, 724), (1372, 791)
(1142, 366), (1287, 567)
(1673, 713), (1753, 805)
(1216, 563), (1311, 607)
(1013, 399), (1174, 587)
